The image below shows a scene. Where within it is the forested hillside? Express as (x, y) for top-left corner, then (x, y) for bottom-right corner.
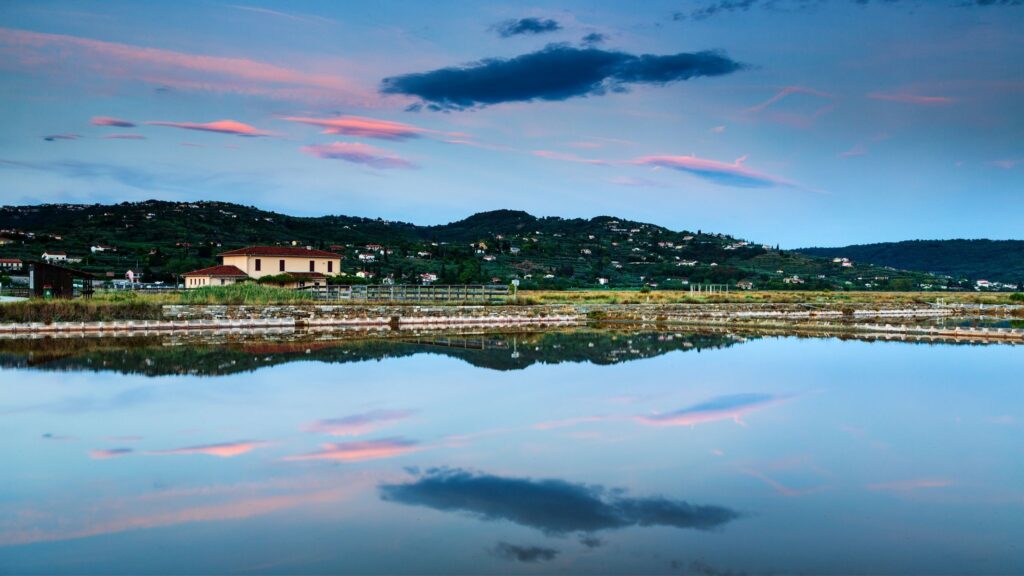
(799, 240), (1024, 285)
(0, 200), (947, 290)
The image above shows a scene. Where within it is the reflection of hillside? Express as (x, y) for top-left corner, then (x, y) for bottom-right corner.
(0, 330), (748, 377)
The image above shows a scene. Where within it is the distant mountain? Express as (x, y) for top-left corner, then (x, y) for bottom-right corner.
(798, 240), (1024, 284)
(0, 200), (945, 290)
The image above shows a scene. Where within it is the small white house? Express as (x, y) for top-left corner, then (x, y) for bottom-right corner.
(41, 251), (67, 262)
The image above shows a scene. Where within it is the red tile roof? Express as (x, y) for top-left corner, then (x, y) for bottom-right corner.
(219, 246), (341, 258)
(183, 265), (249, 277)
(0, 258), (22, 263)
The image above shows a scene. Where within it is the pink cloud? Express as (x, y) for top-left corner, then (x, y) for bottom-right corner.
(300, 141), (416, 169)
(89, 448), (133, 459)
(742, 86), (834, 127)
(987, 159), (1021, 170)
(284, 437), (419, 462)
(867, 92), (954, 105)
(532, 150), (609, 166)
(102, 133), (147, 140)
(633, 154), (794, 188)
(867, 478), (953, 492)
(146, 440), (267, 458)
(0, 26), (372, 105)
(90, 116), (135, 127)
(283, 115), (463, 141)
(302, 409), (417, 436)
(147, 120), (273, 137)
(839, 143), (867, 158)
(636, 393), (791, 427)
(0, 478), (363, 547)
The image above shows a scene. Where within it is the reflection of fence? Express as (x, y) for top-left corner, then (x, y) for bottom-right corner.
(303, 284), (511, 303)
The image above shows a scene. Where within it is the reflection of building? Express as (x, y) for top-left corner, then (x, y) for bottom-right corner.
(183, 246), (341, 289)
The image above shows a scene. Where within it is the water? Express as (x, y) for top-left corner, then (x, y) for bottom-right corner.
(1, 329), (1022, 575)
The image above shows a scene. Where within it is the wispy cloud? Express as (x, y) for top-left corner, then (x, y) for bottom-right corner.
(89, 447), (133, 459)
(284, 437), (420, 462)
(43, 133), (80, 142)
(636, 393), (790, 427)
(146, 120), (273, 137)
(102, 133), (147, 140)
(532, 150), (609, 165)
(867, 92), (955, 105)
(633, 155), (795, 188)
(90, 116), (136, 127)
(228, 4), (334, 24)
(867, 478), (953, 492)
(302, 409), (417, 436)
(300, 142), (416, 169)
(282, 115), (462, 140)
(146, 440), (268, 458)
(0, 27), (371, 104)
(742, 86), (834, 128)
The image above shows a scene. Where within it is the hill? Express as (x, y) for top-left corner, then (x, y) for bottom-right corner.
(798, 240), (1024, 286)
(0, 200), (949, 290)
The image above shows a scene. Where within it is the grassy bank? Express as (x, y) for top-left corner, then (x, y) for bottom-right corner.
(0, 284), (313, 323)
(2, 286), (1021, 324)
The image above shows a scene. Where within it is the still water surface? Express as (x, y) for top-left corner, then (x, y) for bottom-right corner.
(2, 330), (1022, 575)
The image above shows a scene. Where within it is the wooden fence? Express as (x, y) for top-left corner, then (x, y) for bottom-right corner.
(301, 284), (511, 303)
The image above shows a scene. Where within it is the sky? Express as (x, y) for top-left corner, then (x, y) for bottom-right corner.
(0, 0), (1022, 247)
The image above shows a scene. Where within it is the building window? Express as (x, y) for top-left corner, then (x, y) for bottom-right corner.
(255, 258), (261, 271)
(279, 259), (285, 271)
(328, 261), (333, 273)
(220, 279), (225, 285)
(309, 260), (315, 272)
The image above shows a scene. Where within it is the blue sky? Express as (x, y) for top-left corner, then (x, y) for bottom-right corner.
(0, 0), (1021, 246)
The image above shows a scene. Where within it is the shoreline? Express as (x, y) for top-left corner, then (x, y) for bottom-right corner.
(1, 302), (1021, 343)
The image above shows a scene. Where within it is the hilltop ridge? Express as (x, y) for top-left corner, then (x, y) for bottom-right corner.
(0, 200), (954, 290)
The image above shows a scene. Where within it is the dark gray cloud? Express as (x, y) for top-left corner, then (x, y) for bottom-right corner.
(579, 535), (604, 548)
(490, 542), (559, 563)
(581, 32), (608, 45)
(493, 17), (562, 37)
(381, 45), (743, 111)
(379, 468), (740, 535)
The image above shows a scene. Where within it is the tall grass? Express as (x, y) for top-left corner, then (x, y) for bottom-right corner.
(177, 283), (316, 305)
(0, 300), (163, 324)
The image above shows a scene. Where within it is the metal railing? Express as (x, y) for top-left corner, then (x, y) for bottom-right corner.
(301, 284), (511, 303)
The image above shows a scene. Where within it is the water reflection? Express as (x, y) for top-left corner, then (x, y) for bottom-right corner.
(379, 467), (740, 534)
(0, 329), (747, 376)
(1, 329), (1022, 574)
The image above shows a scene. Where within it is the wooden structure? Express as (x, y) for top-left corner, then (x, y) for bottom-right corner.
(26, 261), (95, 299)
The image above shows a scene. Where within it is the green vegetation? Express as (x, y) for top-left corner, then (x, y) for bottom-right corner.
(0, 200), (951, 290)
(0, 299), (163, 324)
(178, 283), (315, 304)
(798, 240), (1024, 284)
